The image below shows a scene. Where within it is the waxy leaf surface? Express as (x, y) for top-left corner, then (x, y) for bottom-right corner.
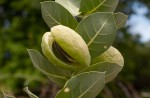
(56, 71), (105, 98)
(41, 1), (78, 29)
(28, 49), (68, 86)
(76, 12), (117, 58)
(80, 0), (119, 14)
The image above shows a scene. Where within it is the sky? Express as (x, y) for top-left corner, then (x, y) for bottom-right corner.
(127, 2), (150, 42)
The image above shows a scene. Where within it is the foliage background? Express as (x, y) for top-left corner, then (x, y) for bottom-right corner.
(0, 0), (150, 97)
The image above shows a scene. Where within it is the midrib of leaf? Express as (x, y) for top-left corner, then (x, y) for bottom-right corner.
(87, 15), (111, 46)
(87, 0), (106, 14)
(43, 5), (61, 25)
(78, 72), (104, 98)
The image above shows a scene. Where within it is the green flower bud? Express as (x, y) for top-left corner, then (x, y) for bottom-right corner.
(41, 25), (91, 71)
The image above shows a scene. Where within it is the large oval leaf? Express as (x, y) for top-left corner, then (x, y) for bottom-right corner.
(76, 12), (117, 58)
(79, 0), (119, 14)
(55, 0), (81, 16)
(56, 71), (105, 98)
(27, 49), (68, 86)
(41, 1), (78, 29)
(80, 46), (124, 83)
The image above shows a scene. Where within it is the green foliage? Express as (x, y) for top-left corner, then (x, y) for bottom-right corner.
(41, 1), (78, 29)
(80, 0), (119, 14)
(25, 0), (127, 98)
(76, 12), (117, 58)
(27, 49), (68, 86)
(55, 0), (81, 16)
(2, 0), (150, 98)
(56, 72), (105, 98)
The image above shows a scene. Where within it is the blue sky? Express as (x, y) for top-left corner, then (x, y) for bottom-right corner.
(127, 2), (150, 42)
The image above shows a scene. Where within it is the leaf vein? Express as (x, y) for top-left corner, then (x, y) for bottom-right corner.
(43, 5), (61, 25)
(87, 15), (111, 46)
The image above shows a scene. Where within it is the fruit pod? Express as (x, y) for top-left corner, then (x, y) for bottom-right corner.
(41, 25), (91, 71)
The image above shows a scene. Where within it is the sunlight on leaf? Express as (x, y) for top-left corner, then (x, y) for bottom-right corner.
(55, 0), (81, 16)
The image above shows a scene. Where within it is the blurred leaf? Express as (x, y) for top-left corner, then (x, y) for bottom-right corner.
(80, 0), (119, 14)
(2, 92), (15, 98)
(55, 0), (81, 16)
(41, 1), (78, 29)
(76, 12), (117, 58)
(113, 12), (128, 29)
(24, 87), (38, 98)
(27, 49), (68, 86)
(56, 71), (105, 98)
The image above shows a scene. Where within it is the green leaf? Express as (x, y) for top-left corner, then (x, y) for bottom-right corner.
(80, 0), (119, 14)
(24, 87), (39, 98)
(76, 12), (117, 58)
(80, 62), (122, 83)
(55, 0), (81, 16)
(56, 71), (105, 98)
(2, 92), (15, 98)
(41, 1), (78, 30)
(81, 46), (124, 83)
(113, 12), (128, 29)
(27, 49), (68, 86)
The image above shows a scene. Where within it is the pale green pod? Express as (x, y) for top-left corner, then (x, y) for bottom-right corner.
(91, 46), (124, 66)
(41, 25), (91, 71)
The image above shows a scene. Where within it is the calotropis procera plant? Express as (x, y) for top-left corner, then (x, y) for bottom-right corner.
(3, 0), (127, 98)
